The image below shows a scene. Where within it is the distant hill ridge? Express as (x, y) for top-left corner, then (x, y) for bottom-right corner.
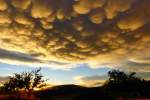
(35, 82), (150, 100)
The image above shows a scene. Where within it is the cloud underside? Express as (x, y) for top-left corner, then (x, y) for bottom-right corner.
(0, 0), (149, 70)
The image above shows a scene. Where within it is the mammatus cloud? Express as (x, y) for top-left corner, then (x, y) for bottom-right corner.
(73, 75), (108, 87)
(0, 0), (149, 70)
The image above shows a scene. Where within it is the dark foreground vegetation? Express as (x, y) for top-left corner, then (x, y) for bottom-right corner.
(0, 69), (150, 100)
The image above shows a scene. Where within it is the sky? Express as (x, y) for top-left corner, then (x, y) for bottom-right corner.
(0, 62), (110, 86)
(0, 0), (150, 87)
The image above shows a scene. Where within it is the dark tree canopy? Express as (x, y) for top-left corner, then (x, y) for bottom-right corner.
(108, 70), (141, 84)
(3, 68), (45, 94)
(103, 70), (149, 98)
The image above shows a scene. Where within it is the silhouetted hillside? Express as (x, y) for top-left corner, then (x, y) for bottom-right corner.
(35, 85), (113, 100)
(35, 80), (150, 100)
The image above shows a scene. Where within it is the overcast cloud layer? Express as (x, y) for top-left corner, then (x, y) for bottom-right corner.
(0, 0), (149, 71)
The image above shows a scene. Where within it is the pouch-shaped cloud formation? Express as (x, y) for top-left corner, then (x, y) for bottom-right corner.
(0, 0), (149, 69)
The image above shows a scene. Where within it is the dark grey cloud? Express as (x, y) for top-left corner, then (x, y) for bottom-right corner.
(0, 48), (41, 62)
(126, 61), (150, 68)
(0, 48), (70, 69)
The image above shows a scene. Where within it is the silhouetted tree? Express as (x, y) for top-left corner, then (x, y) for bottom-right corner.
(107, 70), (140, 84)
(104, 69), (144, 98)
(2, 68), (46, 99)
